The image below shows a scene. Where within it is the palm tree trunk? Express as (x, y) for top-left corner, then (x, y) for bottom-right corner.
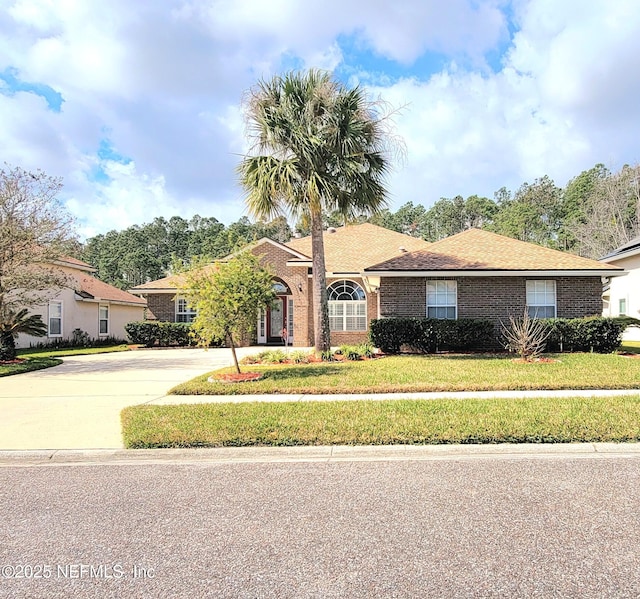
(310, 210), (331, 353)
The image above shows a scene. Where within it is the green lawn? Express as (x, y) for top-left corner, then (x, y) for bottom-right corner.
(121, 395), (640, 448)
(0, 344), (131, 377)
(170, 353), (640, 396)
(17, 344), (131, 359)
(0, 357), (62, 377)
(621, 341), (640, 354)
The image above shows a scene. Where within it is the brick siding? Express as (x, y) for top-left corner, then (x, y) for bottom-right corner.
(252, 243), (311, 347)
(146, 293), (176, 322)
(381, 275), (603, 325)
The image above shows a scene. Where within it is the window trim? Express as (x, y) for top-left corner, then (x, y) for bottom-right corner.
(99, 304), (109, 336)
(426, 280), (457, 320)
(526, 280), (557, 318)
(48, 300), (63, 337)
(175, 296), (197, 323)
(327, 279), (367, 332)
(619, 297), (627, 316)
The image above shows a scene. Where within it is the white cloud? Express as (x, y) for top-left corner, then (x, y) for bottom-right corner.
(0, 0), (640, 239)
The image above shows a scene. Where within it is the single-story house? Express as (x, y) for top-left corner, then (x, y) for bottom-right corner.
(129, 224), (623, 347)
(16, 256), (147, 349)
(601, 235), (639, 341)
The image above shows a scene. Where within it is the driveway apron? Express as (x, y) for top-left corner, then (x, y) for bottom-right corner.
(0, 348), (249, 450)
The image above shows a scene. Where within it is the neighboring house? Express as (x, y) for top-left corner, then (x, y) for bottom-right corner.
(601, 235), (639, 341)
(16, 256), (147, 349)
(130, 224), (623, 347)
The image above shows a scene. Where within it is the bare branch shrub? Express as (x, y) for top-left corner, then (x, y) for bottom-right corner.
(501, 310), (550, 361)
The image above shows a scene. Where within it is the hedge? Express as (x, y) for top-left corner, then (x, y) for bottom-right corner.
(370, 316), (628, 355)
(369, 318), (494, 354)
(541, 317), (626, 353)
(125, 321), (194, 347)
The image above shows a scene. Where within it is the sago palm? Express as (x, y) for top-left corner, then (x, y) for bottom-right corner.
(238, 69), (392, 352)
(0, 307), (48, 360)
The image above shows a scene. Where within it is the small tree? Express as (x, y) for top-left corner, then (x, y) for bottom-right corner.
(501, 310), (550, 361)
(0, 165), (76, 318)
(183, 252), (276, 373)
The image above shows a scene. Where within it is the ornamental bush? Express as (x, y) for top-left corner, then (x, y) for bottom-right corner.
(125, 321), (196, 347)
(542, 317), (625, 353)
(369, 318), (494, 354)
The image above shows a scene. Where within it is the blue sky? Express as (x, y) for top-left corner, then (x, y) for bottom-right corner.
(1, 0), (639, 238)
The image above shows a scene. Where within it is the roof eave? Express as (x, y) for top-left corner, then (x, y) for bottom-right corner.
(600, 246), (640, 262)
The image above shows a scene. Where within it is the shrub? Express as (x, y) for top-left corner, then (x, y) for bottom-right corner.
(257, 349), (287, 364)
(320, 349), (335, 362)
(369, 318), (494, 354)
(357, 342), (376, 359)
(501, 311), (550, 361)
(124, 321), (195, 347)
(339, 345), (363, 361)
(543, 317), (625, 353)
(239, 354), (261, 365)
(289, 350), (311, 364)
(27, 333), (126, 350)
(436, 319), (495, 351)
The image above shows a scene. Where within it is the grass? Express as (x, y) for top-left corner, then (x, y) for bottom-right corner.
(0, 357), (62, 377)
(121, 395), (640, 448)
(0, 344), (130, 377)
(17, 344), (131, 359)
(169, 353), (640, 396)
(621, 341), (640, 354)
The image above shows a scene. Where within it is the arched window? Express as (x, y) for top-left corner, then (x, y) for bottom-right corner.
(327, 280), (367, 331)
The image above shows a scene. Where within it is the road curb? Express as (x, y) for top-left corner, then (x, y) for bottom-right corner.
(1, 443), (640, 466)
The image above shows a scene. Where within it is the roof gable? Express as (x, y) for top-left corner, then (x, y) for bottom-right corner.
(366, 228), (622, 272)
(285, 223), (431, 272)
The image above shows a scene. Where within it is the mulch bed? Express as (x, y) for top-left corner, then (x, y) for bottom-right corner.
(209, 372), (264, 383)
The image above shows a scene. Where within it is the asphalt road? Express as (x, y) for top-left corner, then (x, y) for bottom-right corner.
(2, 454), (640, 598)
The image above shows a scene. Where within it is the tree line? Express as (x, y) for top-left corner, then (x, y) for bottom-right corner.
(81, 162), (640, 290)
(312, 163), (640, 258)
(81, 215), (292, 289)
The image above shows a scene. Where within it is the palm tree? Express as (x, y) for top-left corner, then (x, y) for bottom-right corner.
(0, 308), (48, 360)
(238, 69), (393, 352)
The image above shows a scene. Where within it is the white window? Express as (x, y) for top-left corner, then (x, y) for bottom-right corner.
(48, 301), (63, 336)
(175, 297), (197, 323)
(619, 298), (627, 316)
(99, 305), (109, 335)
(427, 280), (457, 319)
(327, 280), (367, 331)
(526, 280), (556, 318)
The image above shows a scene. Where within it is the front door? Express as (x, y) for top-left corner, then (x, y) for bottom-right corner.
(268, 297), (284, 342)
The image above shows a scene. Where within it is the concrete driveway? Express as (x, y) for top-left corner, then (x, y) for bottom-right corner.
(0, 347), (256, 450)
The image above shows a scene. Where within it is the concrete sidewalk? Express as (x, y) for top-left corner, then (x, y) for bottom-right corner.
(156, 388), (640, 404)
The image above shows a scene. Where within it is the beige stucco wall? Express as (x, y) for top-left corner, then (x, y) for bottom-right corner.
(604, 254), (640, 341)
(14, 265), (145, 349)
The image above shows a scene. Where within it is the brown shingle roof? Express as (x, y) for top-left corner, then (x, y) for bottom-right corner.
(285, 223), (431, 273)
(366, 228), (622, 272)
(129, 273), (187, 292)
(56, 255), (95, 271)
(73, 273), (147, 305)
(128, 264), (218, 293)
